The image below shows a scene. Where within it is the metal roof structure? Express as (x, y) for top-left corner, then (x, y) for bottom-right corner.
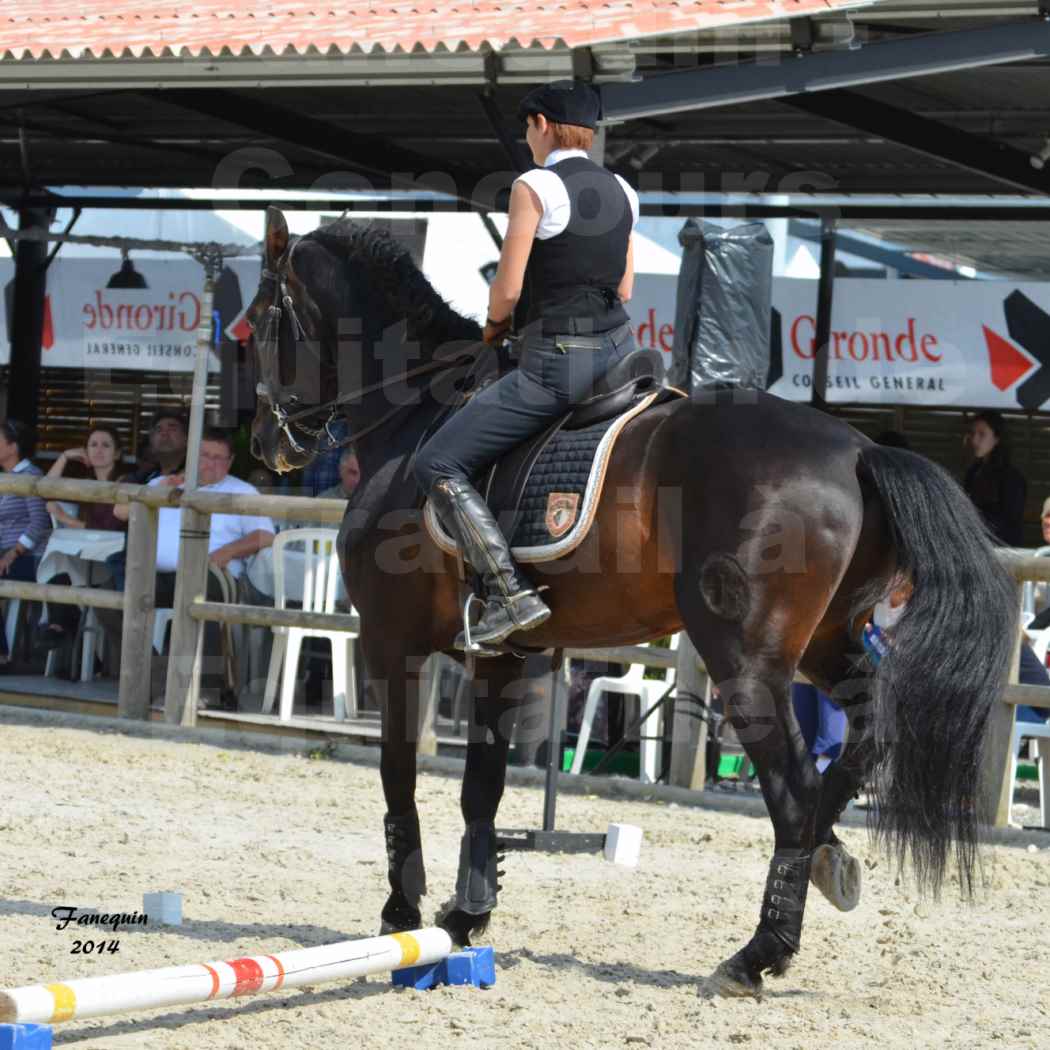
(846, 219), (1050, 279)
(0, 1), (877, 59)
(0, 0), (1049, 201)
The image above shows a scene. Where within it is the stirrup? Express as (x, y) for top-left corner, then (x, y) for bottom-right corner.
(459, 592), (504, 657)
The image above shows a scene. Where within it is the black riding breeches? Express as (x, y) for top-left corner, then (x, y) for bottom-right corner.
(414, 322), (637, 493)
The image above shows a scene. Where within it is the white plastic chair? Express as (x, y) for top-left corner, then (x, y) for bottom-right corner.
(153, 609), (174, 654)
(1010, 719), (1050, 829)
(569, 634), (680, 784)
(1021, 546), (1050, 621)
(261, 529), (358, 722)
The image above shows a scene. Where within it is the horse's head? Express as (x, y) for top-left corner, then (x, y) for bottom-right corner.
(248, 206), (333, 473)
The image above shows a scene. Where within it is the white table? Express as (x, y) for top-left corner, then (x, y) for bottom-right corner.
(246, 545), (348, 605)
(37, 528), (126, 589)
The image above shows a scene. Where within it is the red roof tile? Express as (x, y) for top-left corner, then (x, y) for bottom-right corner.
(0, 1), (877, 60)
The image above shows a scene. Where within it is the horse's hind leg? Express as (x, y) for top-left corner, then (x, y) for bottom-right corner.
(678, 544), (855, 996)
(703, 649), (822, 996)
(440, 653), (548, 947)
(801, 640), (878, 911)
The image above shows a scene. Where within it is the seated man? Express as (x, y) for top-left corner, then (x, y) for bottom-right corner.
(285, 448), (360, 531)
(151, 427), (275, 705)
(102, 427), (275, 707)
(151, 427), (275, 589)
(318, 449), (361, 502)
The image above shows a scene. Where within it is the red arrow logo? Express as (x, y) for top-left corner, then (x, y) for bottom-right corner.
(983, 325), (1034, 390)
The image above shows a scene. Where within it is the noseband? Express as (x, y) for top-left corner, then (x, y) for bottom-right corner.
(254, 240), (485, 459)
(255, 243), (345, 457)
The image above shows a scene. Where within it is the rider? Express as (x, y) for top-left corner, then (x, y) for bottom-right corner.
(415, 79), (640, 649)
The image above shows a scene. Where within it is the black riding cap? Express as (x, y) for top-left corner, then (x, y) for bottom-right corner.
(517, 80), (601, 130)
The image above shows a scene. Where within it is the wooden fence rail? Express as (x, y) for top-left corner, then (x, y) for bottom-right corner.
(0, 470), (1048, 823)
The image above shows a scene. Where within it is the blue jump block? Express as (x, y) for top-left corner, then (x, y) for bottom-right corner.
(0, 1025), (53, 1050)
(392, 946), (495, 990)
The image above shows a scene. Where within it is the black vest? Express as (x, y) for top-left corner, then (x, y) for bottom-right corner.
(515, 156), (633, 336)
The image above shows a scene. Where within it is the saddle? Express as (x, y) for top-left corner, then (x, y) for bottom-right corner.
(425, 348), (682, 563)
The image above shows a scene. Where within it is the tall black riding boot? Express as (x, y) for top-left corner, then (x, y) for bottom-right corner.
(429, 477), (550, 648)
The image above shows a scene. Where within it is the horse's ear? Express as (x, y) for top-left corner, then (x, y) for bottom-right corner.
(265, 206), (289, 266)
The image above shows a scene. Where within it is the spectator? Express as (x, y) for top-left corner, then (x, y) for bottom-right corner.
(109, 411), (188, 575)
(0, 420), (50, 669)
(285, 448), (359, 531)
(44, 426), (127, 531)
(121, 411), (187, 489)
(963, 409), (1027, 547)
(319, 449), (361, 501)
(791, 684), (848, 772)
(150, 427), (275, 587)
(100, 428), (275, 706)
(36, 427), (128, 654)
(300, 417), (350, 497)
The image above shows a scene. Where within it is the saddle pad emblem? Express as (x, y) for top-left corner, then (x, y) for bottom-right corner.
(545, 492), (580, 539)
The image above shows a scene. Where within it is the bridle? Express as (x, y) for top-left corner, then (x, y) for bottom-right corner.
(254, 239), (483, 458)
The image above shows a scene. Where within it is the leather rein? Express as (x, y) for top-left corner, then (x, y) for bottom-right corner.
(254, 244), (482, 457)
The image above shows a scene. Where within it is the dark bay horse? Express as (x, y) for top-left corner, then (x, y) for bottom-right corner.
(247, 207), (1015, 997)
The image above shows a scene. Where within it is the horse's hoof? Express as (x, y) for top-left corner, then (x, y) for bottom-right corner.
(379, 897), (422, 935)
(811, 843), (861, 912)
(706, 958), (763, 999)
(437, 905), (492, 948)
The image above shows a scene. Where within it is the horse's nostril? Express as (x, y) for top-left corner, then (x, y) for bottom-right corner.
(250, 434), (262, 459)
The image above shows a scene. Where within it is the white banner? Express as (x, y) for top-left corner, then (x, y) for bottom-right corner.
(1, 257), (260, 373)
(5, 258), (1050, 410)
(630, 274), (1050, 410)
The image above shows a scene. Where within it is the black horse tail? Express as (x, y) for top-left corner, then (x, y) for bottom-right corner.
(856, 444), (1016, 898)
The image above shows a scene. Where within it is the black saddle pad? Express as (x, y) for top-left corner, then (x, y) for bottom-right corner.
(503, 413), (615, 549)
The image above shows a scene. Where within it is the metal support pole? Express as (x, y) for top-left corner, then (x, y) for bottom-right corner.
(118, 502), (159, 720)
(7, 207), (50, 430)
(811, 215), (837, 409)
(542, 653), (567, 832)
(163, 257), (218, 726)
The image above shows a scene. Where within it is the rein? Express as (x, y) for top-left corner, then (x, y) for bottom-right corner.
(255, 253), (484, 457)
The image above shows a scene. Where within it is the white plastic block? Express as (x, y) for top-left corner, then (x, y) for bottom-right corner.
(604, 822), (643, 867)
(142, 891), (182, 926)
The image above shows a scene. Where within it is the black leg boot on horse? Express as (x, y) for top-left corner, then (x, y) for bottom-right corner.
(428, 477), (550, 649)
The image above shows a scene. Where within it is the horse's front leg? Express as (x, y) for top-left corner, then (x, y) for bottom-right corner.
(440, 653), (544, 946)
(711, 663), (824, 998)
(363, 633), (429, 935)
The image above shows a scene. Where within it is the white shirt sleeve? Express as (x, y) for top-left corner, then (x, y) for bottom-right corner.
(614, 174), (640, 231)
(514, 169), (571, 240)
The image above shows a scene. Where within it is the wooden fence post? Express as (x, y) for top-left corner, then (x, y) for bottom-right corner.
(669, 635), (708, 790)
(417, 654), (439, 757)
(978, 591), (1022, 827)
(163, 265), (214, 727)
(118, 503), (159, 720)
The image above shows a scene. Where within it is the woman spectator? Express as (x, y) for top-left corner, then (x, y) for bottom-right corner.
(36, 427), (127, 653)
(963, 410), (1027, 547)
(0, 420), (50, 669)
(44, 426), (127, 531)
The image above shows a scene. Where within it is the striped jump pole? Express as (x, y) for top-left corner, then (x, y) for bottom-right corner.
(0, 928), (451, 1027)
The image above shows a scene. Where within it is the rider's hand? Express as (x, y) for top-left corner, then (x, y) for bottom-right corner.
(483, 316), (511, 346)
